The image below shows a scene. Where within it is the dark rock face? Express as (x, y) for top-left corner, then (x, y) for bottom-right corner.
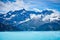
(0, 23), (21, 31)
(36, 22), (60, 31)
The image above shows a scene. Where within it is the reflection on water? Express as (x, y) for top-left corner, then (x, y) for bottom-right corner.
(0, 31), (60, 40)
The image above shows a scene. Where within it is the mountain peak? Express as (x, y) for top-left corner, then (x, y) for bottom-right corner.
(22, 8), (26, 11)
(41, 10), (54, 15)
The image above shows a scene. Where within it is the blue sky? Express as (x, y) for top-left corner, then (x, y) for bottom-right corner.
(0, 0), (60, 13)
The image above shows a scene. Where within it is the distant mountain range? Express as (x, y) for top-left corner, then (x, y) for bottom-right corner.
(0, 9), (60, 31)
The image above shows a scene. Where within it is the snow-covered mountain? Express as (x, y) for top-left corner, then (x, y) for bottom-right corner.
(0, 9), (60, 31)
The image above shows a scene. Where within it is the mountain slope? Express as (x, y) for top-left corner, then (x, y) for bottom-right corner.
(0, 23), (21, 31)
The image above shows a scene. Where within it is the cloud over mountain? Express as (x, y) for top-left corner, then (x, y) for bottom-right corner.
(0, 0), (34, 14)
(42, 9), (60, 22)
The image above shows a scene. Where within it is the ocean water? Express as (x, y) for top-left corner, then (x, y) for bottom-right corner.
(0, 31), (60, 40)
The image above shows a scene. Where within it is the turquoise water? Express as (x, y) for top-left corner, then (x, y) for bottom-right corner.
(0, 31), (60, 40)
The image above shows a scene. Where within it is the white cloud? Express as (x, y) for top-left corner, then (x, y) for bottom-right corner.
(42, 10), (60, 22)
(4, 14), (16, 20)
(50, 12), (60, 22)
(30, 14), (42, 19)
(33, 8), (42, 12)
(42, 15), (50, 22)
(0, 0), (33, 14)
(19, 18), (30, 24)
